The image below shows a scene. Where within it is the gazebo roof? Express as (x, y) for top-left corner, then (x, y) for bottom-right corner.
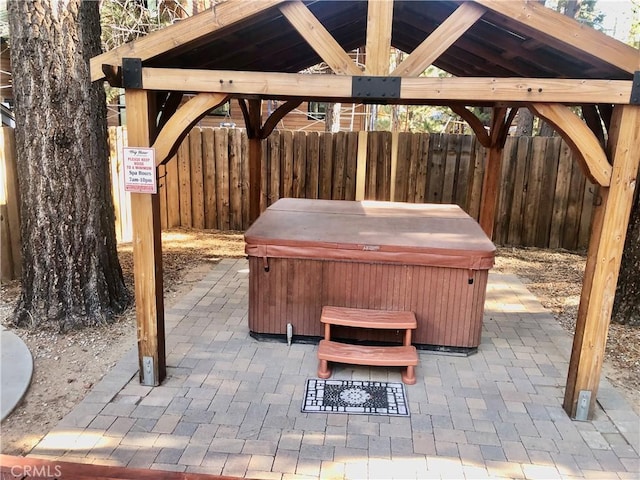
(92, 0), (639, 86)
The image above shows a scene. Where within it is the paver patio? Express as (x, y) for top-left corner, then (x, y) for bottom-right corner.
(27, 258), (639, 479)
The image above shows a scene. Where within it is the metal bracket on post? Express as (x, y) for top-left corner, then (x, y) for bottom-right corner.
(631, 71), (640, 105)
(122, 58), (143, 89)
(142, 356), (155, 386)
(574, 390), (592, 421)
(352, 76), (401, 103)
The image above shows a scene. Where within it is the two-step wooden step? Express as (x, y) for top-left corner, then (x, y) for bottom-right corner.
(317, 306), (419, 385)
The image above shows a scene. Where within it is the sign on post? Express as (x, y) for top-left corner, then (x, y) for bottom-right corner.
(123, 147), (157, 194)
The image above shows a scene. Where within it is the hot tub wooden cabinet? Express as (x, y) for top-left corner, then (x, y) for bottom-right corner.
(245, 198), (495, 352)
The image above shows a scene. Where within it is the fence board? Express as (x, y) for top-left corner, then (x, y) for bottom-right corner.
(281, 130), (294, 198)
(229, 128), (243, 230)
(394, 132), (411, 202)
(549, 141), (573, 249)
(0, 127), (19, 280)
(177, 137), (192, 227)
(456, 135), (474, 210)
(427, 133), (446, 203)
(562, 156), (586, 250)
(268, 131), (281, 206)
(495, 137), (517, 244)
(442, 135), (460, 204)
(414, 134), (430, 204)
(241, 132), (250, 229)
(319, 133), (333, 200)
(166, 154), (180, 228)
(158, 164), (168, 230)
(535, 137), (561, 247)
(306, 131), (320, 199)
(507, 136), (532, 245)
(467, 139), (485, 221)
(202, 128), (217, 229)
(578, 182), (596, 250)
(522, 136), (547, 246)
(333, 132), (347, 200)
(293, 131), (307, 198)
(214, 128), (230, 230)
(189, 127), (205, 229)
(260, 137), (268, 214)
(345, 131), (358, 201)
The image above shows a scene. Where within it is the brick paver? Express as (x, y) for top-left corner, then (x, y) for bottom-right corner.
(29, 260), (640, 479)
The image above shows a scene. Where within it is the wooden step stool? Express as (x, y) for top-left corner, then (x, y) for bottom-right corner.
(317, 306), (419, 385)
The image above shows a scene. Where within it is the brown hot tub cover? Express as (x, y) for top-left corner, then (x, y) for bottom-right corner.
(245, 198), (495, 270)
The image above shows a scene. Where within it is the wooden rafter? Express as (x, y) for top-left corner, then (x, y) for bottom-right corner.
(90, 0), (286, 81)
(529, 103), (612, 186)
(392, 2), (486, 77)
(365, 0), (394, 75)
(136, 68), (634, 104)
(474, 0), (639, 75)
(151, 92), (230, 166)
(279, 1), (361, 76)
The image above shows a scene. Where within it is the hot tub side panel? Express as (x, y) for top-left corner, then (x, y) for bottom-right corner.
(248, 257), (488, 348)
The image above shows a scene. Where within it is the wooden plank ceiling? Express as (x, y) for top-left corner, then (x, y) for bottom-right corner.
(92, 0), (637, 84)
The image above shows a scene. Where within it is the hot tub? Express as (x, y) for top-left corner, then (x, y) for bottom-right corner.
(244, 198), (495, 351)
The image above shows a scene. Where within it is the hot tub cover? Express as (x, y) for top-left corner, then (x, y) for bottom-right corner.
(245, 198), (495, 270)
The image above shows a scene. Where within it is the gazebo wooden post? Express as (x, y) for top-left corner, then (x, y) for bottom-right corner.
(246, 99), (263, 224)
(564, 104), (640, 419)
(478, 107), (509, 238)
(125, 88), (166, 386)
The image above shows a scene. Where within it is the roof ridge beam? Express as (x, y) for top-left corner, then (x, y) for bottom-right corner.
(392, 2), (486, 77)
(279, 1), (362, 76)
(474, 0), (639, 75)
(90, 0), (287, 82)
(365, 0), (394, 75)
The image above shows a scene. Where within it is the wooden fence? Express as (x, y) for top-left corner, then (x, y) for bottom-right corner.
(110, 126), (596, 249)
(1, 126), (597, 281)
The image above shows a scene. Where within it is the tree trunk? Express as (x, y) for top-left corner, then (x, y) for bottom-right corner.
(325, 102), (341, 133)
(515, 107), (533, 136)
(8, 0), (130, 331)
(612, 171), (640, 326)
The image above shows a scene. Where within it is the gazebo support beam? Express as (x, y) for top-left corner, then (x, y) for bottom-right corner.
(365, 0), (393, 75)
(564, 105), (640, 419)
(478, 107), (516, 237)
(529, 103), (611, 186)
(151, 93), (230, 166)
(126, 89), (166, 386)
(136, 68), (633, 104)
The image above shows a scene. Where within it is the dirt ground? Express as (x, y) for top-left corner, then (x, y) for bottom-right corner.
(1, 230), (638, 456)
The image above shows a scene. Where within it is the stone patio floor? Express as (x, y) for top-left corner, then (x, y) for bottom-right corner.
(28, 258), (639, 479)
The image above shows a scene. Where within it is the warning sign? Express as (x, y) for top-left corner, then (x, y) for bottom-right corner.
(123, 147), (157, 194)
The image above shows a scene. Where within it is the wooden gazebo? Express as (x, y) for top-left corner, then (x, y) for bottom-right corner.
(90, 0), (640, 420)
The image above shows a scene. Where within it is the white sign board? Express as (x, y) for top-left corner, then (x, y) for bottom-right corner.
(123, 147), (157, 194)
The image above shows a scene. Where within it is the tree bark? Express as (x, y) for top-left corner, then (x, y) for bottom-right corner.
(612, 171), (640, 326)
(8, 0), (130, 331)
(515, 107), (533, 136)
